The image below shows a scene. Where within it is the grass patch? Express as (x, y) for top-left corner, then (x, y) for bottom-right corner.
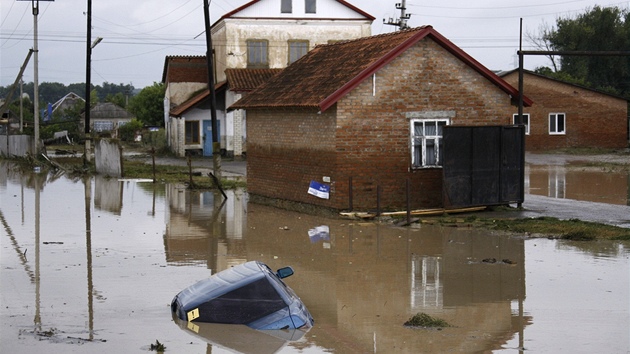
(123, 159), (245, 189)
(490, 217), (630, 240)
(404, 313), (451, 328)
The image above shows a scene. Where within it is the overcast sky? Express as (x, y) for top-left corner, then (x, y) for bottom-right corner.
(1, 0), (628, 89)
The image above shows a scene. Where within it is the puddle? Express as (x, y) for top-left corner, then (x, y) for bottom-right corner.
(1, 161), (628, 353)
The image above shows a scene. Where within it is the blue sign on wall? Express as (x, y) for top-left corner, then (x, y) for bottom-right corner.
(307, 181), (330, 199)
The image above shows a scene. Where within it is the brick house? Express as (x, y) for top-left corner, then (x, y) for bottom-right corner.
(163, 0), (374, 158)
(231, 26), (531, 211)
(501, 69), (629, 150)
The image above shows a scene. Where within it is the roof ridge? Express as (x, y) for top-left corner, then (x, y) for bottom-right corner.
(315, 25), (432, 49)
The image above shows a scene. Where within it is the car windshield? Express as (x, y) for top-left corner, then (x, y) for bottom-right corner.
(197, 277), (286, 324)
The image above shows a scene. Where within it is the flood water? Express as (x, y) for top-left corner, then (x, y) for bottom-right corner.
(1, 161), (629, 353)
(526, 160), (630, 206)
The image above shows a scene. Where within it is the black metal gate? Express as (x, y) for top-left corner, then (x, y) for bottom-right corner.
(442, 125), (525, 208)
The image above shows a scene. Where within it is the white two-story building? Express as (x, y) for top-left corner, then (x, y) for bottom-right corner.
(163, 0), (374, 158)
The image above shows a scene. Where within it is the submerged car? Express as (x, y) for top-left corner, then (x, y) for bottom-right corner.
(171, 261), (314, 330)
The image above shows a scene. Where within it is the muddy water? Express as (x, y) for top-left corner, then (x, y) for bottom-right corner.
(526, 162), (630, 206)
(1, 163), (629, 353)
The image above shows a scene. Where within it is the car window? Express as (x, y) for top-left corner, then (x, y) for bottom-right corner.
(196, 278), (285, 323)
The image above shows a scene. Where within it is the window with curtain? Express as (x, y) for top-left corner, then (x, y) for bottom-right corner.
(185, 121), (200, 144)
(549, 113), (566, 135)
(247, 40), (269, 68)
(305, 0), (316, 13)
(281, 0), (292, 13)
(513, 113), (530, 135)
(411, 119), (448, 167)
(288, 40), (309, 64)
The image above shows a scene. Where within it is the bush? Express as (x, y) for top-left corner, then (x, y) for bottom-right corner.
(118, 119), (144, 142)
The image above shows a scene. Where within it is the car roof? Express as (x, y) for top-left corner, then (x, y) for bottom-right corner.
(174, 261), (284, 308)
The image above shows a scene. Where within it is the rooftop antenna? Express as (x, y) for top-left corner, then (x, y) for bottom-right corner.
(383, 0), (411, 30)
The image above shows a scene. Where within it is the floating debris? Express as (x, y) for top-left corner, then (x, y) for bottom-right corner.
(404, 313), (451, 328)
(149, 339), (166, 352)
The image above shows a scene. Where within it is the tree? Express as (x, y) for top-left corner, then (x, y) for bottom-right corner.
(526, 20), (560, 72)
(534, 6), (630, 98)
(117, 118), (144, 142)
(127, 82), (165, 127)
(106, 92), (127, 108)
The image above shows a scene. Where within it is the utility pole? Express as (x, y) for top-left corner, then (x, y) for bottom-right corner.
(32, 0), (40, 153)
(20, 79), (24, 133)
(84, 0), (92, 165)
(17, 0), (54, 152)
(203, 0), (222, 182)
(383, 0), (411, 30)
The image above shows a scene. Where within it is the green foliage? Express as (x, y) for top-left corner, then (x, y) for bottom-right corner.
(128, 82), (166, 127)
(118, 119), (144, 142)
(142, 129), (170, 154)
(89, 89), (99, 108)
(491, 217), (630, 240)
(540, 6), (630, 98)
(0, 81), (135, 109)
(105, 92), (127, 108)
(533, 67), (589, 86)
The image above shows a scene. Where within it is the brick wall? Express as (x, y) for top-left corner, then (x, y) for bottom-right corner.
(503, 72), (628, 150)
(247, 40), (518, 211)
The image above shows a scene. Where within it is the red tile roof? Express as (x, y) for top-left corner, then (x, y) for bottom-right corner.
(231, 26), (533, 112)
(169, 82), (225, 117)
(170, 69), (280, 116)
(225, 68), (283, 92)
(162, 56), (208, 84)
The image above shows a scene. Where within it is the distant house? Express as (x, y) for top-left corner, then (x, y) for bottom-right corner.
(230, 26), (531, 211)
(84, 102), (135, 138)
(163, 0), (374, 158)
(42, 92), (84, 122)
(501, 69), (629, 150)
(167, 68), (282, 157)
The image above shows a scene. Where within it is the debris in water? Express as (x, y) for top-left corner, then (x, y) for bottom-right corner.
(149, 339), (166, 352)
(404, 313), (451, 328)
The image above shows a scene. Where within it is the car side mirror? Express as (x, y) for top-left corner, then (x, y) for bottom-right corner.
(276, 266), (294, 279)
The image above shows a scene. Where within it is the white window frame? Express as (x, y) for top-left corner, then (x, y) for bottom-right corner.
(513, 113), (530, 135)
(411, 118), (449, 168)
(549, 113), (566, 135)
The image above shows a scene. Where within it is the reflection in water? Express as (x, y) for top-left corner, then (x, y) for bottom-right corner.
(526, 164), (629, 205)
(411, 256), (442, 309)
(84, 176), (95, 341)
(1, 160), (628, 353)
(94, 175), (123, 214)
(172, 314), (308, 354)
